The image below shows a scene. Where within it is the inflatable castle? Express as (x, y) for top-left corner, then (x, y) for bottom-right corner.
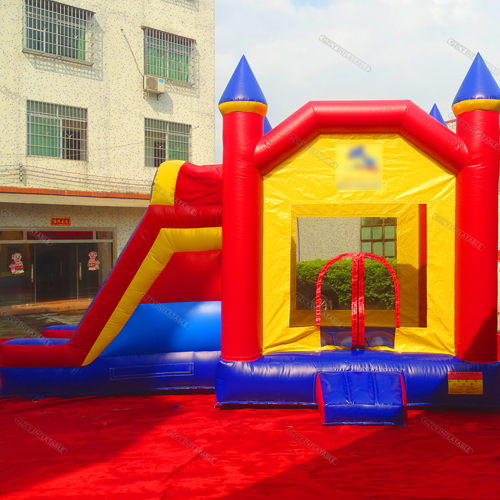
(1, 53), (499, 425)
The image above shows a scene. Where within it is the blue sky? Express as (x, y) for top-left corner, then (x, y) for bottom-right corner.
(214, 0), (500, 162)
(291, 0), (332, 6)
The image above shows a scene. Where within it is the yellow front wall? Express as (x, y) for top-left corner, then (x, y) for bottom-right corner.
(262, 134), (456, 355)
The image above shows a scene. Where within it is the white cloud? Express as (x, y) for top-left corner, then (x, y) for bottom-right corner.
(215, 0), (500, 162)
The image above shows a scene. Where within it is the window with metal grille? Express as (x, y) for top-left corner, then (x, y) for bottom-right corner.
(27, 101), (88, 161)
(145, 119), (191, 167)
(162, 0), (199, 10)
(144, 27), (194, 84)
(23, 0), (95, 65)
(360, 217), (397, 258)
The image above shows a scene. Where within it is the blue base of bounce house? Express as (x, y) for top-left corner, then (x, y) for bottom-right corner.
(316, 371), (407, 426)
(0, 351), (220, 398)
(2, 347), (500, 407)
(215, 350), (500, 408)
(0, 302), (222, 398)
(1, 306), (498, 409)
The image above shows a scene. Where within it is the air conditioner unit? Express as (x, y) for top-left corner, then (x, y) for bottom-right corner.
(144, 75), (166, 94)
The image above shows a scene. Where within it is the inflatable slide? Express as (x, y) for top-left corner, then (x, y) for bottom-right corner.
(0, 161), (223, 397)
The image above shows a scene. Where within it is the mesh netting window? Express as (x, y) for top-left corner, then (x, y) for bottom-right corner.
(27, 101), (88, 160)
(145, 118), (191, 167)
(24, 0), (94, 64)
(144, 27), (194, 84)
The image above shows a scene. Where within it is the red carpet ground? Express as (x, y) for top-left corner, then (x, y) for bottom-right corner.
(0, 393), (498, 499)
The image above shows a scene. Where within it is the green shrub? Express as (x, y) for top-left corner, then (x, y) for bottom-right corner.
(296, 257), (397, 309)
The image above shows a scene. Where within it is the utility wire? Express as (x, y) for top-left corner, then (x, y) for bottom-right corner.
(121, 29), (143, 78)
(27, 165), (151, 183)
(25, 172), (150, 189)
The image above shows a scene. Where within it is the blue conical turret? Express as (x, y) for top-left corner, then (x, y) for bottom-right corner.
(429, 104), (447, 127)
(452, 53), (500, 116)
(219, 56), (267, 106)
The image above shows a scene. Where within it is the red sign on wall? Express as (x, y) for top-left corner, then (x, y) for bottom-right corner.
(51, 217), (71, 226)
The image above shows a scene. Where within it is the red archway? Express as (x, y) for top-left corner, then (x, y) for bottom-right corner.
(315, 252), (400, 349)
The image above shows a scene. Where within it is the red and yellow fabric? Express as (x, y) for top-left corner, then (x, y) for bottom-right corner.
(83, 226), (222, 365)
(218, 101), (267, 117)
(452, 98), (500, 116)
(150, 160), (185, 206)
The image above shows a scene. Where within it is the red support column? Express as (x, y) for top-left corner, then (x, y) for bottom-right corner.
(221, 111), (264, 361)
(350, 256), (359, 348)
(455, 109), (499, 363)
(357, 256), (365, 349)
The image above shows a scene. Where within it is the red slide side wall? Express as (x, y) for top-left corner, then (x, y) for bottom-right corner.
(70, 204), (222, 365)
(175, 163), (223, 207)
(42, 330), (75, 339)
(143, 250), (222, 303)
(455, 109), (499, 363)
(221, 111), (264, 362)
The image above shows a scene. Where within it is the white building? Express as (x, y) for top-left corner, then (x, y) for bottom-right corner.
(0, 0), (215, 306)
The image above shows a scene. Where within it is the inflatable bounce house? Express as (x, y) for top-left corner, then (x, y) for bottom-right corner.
(1, 53), (500, 425)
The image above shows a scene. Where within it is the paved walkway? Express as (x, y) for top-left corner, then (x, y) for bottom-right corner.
(0, 310), (86, 339)
(0, 298), (92, 317)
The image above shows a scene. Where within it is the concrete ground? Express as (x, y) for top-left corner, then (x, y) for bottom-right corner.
(0, 310), (87, 339)
(0, 298), (93, 317)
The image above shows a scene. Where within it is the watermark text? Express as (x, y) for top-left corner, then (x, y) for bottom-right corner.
(15, 417), (67, 454)
(447, 39), (499, 75)
(138, 292), (191, 329)
(166, 428), (217, 464)
(320, 35), (371, 72)
(287, 428), (338, 465)
(432, 213), (484, 251)
(1, 312), (53, 347)
(152, 185), (198, 216)
(286, 132), (337, 170)
(421, 417), (473, 455)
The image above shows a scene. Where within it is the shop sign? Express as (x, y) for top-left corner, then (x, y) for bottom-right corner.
(51, 218), (71, 226)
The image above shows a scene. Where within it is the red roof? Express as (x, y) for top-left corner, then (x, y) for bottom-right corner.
(254, 100), (468, 176)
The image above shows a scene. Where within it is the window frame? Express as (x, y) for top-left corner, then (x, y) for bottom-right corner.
(23, 0), (95, 66)
(144, 118), (191, 168)
(143, 27), (196, 86)
(27, 100), (88, 161)
(360, 217), (397, 259)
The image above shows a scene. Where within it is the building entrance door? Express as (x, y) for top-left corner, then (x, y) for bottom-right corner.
(1, 230), (114, 306)
(34, 243), (77, 302)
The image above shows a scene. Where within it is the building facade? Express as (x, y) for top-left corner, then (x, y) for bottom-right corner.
(0, 0), (215, 306)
